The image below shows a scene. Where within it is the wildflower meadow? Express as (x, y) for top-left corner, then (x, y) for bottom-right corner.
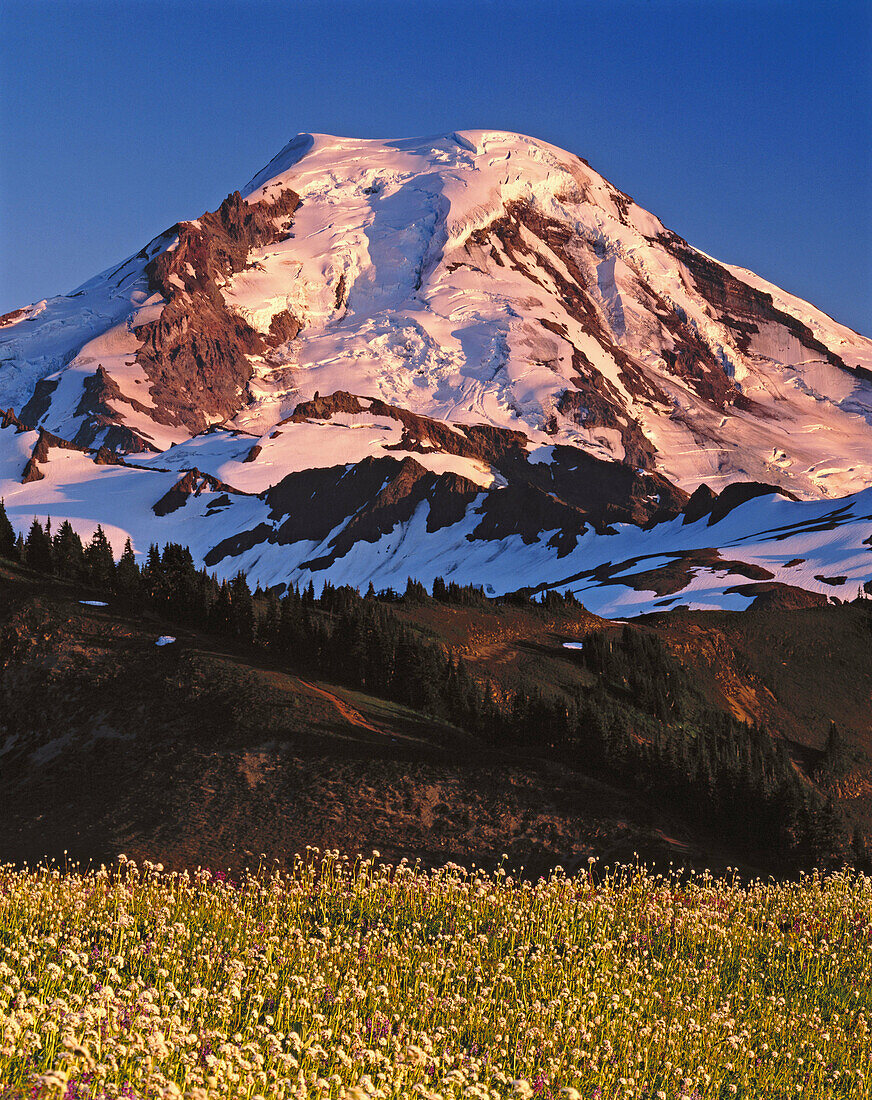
(0, 852), (869, 1099)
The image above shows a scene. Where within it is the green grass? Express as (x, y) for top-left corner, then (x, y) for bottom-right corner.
(1, 854), (870, 1099)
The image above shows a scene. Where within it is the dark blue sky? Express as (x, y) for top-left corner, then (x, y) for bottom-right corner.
(2, 0), (870, 332)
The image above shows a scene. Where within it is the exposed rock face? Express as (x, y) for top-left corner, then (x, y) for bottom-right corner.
(682, 484), (718, 525)
(722, 583), (829, 611)
(705, 481), (799, 526)
(464, 200), (668, 468)
(1, 408), (26, 432)
(286, 391), (367, 423)
(516, 446), (687, 530)
(263, 456), (480, 564)
(450, 197), (780, 467)
(206, 455), (480, 569)
(21, 427), (82, 483)
(72, 366), (157, 452)
(153, 468), (247, 517)
(0, 307), (30, 328)
(523, 548), (775, 601)
(19, 378), (59, 429)
(660, 233), (863, 378)
(557, 383), (657, 470)
(289, 391), (530, 468)
(134, 189), (301, 433)
(92, 445), (128, 467)
(681, 481), (799, 528)
(19, 460), (44, 484)
(288, 391), (687, 540)
(266, 310), (302, 348)
(1, 130), (871, 613)
(203, 416), (690, 573)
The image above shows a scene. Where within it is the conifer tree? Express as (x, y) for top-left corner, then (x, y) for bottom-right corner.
(157, 543), (200, 621)
(24, 516), (53, 573)
(115, 538), (142, 600)
(851, 828), (871, 873)
(0, 499), (16, 559)
(259, 589), (282, 646)
(229, 570), (254, 641)
(211, 580), (233, 635)
(403, 577), (427, 603)
(84, 525), (115, 588)
(53, 520), (85, 580)
(820, 721), (849, 780)
(141, 544), (163, 602)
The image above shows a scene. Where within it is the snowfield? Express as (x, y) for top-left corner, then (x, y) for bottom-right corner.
(2, 418), (870, 617)
(2, 130), (871, 613)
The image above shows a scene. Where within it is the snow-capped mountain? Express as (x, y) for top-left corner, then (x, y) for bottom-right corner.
(2, 130), (871, 613)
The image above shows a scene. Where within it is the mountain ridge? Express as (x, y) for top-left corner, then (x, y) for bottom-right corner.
(2, 129), (871, 612)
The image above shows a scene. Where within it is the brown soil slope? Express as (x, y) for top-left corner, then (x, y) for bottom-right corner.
(0, 563), (769, 877)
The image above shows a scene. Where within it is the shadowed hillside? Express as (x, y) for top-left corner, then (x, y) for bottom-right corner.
(2, 520), (870, 877)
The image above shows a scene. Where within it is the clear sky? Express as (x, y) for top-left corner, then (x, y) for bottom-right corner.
(1, 0), (870, 332)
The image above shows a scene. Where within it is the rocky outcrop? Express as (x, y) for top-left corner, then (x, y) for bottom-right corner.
(705, 481), (799, 526)
(6, 412), (132, 482)
(463, 198), (658, 417)
(288, 390), (687, 536)
(465, 449), (687, 556)
(152, 468), (247, 517)
(265, 309), (302, 348)
(206, 456), (483, 570)
(20, 460), (45, 484)
(205, 430), (690, 571)
(19, 378), (59, 429)
(1, 408), (26, 432)
(456, 200), (677, 467)
(287, 391), (367, 423)
(134, 188), (301, 433)
(722, 582), (829, 611)
(557, 379), (657, 470)
(660, 233), (864, 379)
(521, 447), (687, 529)
(681, 480), (799, 527)
(0, 307), (30, 328)
(682, 484), (718, 525)
(75, 365), (127, 420)
(266, 455), (481, 564)
(681, 479), (808, 529)
(469, 482), (590, 555)
(20, 427), (82, 483)
(71, 366), (158, 452)
(289, 391), (531, 466)
(521, 548), (775, 603)
(92, 445), (129, 467)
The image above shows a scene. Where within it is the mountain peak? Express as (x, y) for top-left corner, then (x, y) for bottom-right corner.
(1, 129), (871, 612)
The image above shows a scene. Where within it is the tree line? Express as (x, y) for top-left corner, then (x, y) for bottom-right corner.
(1, 500), (866, 873)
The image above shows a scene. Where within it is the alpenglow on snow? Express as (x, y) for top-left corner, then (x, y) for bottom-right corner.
(2, 130), (871, 614)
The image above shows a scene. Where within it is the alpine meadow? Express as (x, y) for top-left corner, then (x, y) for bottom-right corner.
(1, 1), (871, 1096)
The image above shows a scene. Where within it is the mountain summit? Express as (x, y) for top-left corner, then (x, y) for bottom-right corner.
(2, 130), (871, 612)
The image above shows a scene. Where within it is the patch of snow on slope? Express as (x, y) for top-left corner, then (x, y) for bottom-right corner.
(2, 434), (870, 617)
(138, 416), (500, 492)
